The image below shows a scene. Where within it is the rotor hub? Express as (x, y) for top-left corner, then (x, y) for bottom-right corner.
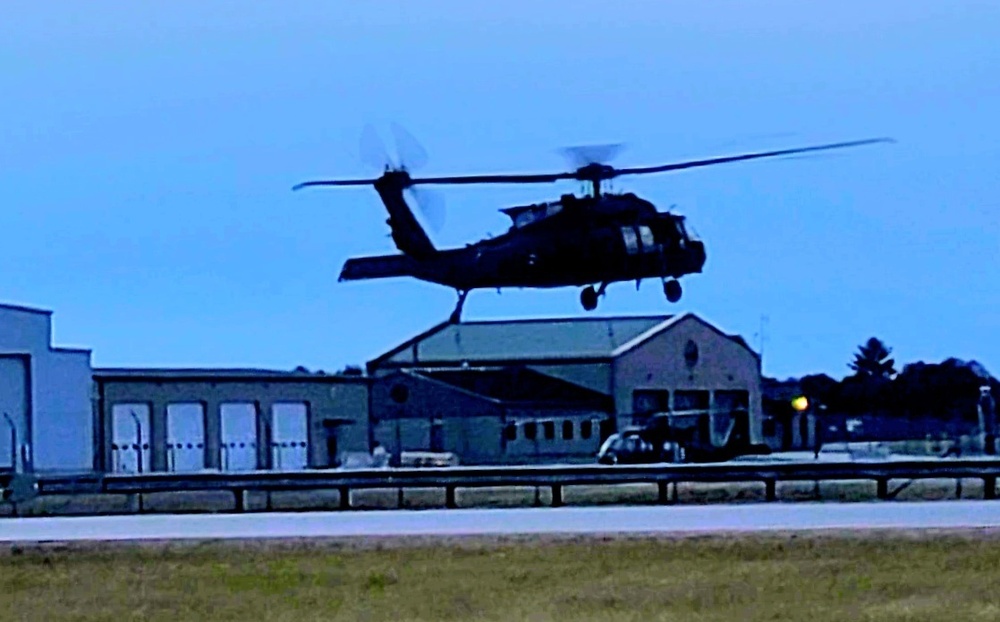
(573, 162), (617, 182)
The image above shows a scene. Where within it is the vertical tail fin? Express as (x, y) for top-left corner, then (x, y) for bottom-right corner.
(375, 174), (436, 259)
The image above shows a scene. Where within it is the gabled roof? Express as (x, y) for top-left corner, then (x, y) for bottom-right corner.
(367, 314), (672, 371)
(416, 366), (614, 411)
(367, 312), (758, 372)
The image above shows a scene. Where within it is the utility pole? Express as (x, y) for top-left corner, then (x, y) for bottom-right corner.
(755, 314), (770, 372)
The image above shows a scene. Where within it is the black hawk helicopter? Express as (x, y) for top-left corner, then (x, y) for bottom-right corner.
(294, 127), (889, 322)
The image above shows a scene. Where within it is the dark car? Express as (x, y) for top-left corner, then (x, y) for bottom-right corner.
(597, 428), (682, 465)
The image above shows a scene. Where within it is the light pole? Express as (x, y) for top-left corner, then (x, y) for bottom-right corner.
(791, 395), (809, 453)
(2, 413), (15, 472)
(129, 411), (143, 474)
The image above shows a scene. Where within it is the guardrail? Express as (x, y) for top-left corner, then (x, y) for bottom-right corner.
(17, 457), (1000, 513)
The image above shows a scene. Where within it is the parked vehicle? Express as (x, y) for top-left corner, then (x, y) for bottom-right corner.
(597, 412), (771, 464)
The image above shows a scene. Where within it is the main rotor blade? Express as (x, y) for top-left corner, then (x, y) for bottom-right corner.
(613, 138), (894, 177)
(406, 172), (572, 186)
(292, 178), (378, 190)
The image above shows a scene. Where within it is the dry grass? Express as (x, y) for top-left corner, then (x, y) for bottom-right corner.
(3, 531), (1000, 621)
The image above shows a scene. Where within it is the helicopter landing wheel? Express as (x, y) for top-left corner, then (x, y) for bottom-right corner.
(580, 285), (599, 311)
(664, 279), (682, 303)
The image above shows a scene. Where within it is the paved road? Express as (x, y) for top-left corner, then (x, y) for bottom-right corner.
(3, 500), (1000, 543)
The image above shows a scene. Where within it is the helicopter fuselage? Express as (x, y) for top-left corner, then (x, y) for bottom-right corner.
(338, 182), (706, 294)
(409, 202), (705, 290)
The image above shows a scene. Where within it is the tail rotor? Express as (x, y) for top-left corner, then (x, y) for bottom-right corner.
(358, 123), (446, 233)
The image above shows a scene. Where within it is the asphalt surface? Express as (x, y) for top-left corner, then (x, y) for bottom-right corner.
(3, 500), (1000, 543)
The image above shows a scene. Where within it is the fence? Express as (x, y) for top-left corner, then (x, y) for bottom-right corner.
(13, 456), (1000, 513)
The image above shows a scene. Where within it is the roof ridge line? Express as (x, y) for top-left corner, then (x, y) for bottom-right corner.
(457, 314), (673, 326)
(610, 312), (692, 357)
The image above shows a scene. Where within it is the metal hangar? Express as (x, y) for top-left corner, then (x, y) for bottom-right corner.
(366, 312), (764, 464)
(92, 368), (370, 474)
(0, 303), (93, 474)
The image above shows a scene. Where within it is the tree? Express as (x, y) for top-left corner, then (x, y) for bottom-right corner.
(800, 373), (839, 404)
(338, 365), (364, 376)
(849, 337), (897, 380)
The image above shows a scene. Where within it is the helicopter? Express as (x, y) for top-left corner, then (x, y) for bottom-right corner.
(294, 127), (891, 323)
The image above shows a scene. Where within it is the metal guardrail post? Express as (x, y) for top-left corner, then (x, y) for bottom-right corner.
(657, 481), (669, 504)
(764, 479), (776, 502)
(551, 484), (563, 507)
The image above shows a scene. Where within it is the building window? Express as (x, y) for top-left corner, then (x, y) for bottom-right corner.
(543, 421), (555, 440)
(524, 421), (537, 441)
(503, 422), (517, 441)
(562, 420), (574, 440)
(580, 420), (593, 439)
(633, 389), (669, 415)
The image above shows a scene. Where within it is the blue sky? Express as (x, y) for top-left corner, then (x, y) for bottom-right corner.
(2, 1), (998, 380)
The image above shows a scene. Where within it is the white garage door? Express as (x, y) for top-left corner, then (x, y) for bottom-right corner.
(271, 403), (308, 470)
(167, 403), (206, 472)
(111, 404), (151, 474)
(220, 403), (258, 471)
(0, 357), (28, 472)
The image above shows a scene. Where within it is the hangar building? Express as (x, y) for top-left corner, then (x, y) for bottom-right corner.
(93, 369), (370, 474)
(0, 303), (93, 474)
(4, 299), (765, 474)
(366, 312), (764, 464)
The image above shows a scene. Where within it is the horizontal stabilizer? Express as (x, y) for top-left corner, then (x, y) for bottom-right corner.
(339, 254), (418, 281)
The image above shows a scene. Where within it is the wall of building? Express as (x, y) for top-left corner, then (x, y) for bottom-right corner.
(613, 315), (763, 445)
(371, 371), (504, 464)
(0, 355), (28, 471)
(95, 373), (370, 473)
(501, 407), (612, 463)
(0, 305), (93, 474)
(370, 371), (613, 465)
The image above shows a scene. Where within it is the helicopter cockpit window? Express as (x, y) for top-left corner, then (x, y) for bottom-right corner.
(678, 218), (701, 241)
(513, 203), (562, 229)
(513, 209), (538, 228)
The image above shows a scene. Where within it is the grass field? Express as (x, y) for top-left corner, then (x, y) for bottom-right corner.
(3, 531), (1000, 621)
